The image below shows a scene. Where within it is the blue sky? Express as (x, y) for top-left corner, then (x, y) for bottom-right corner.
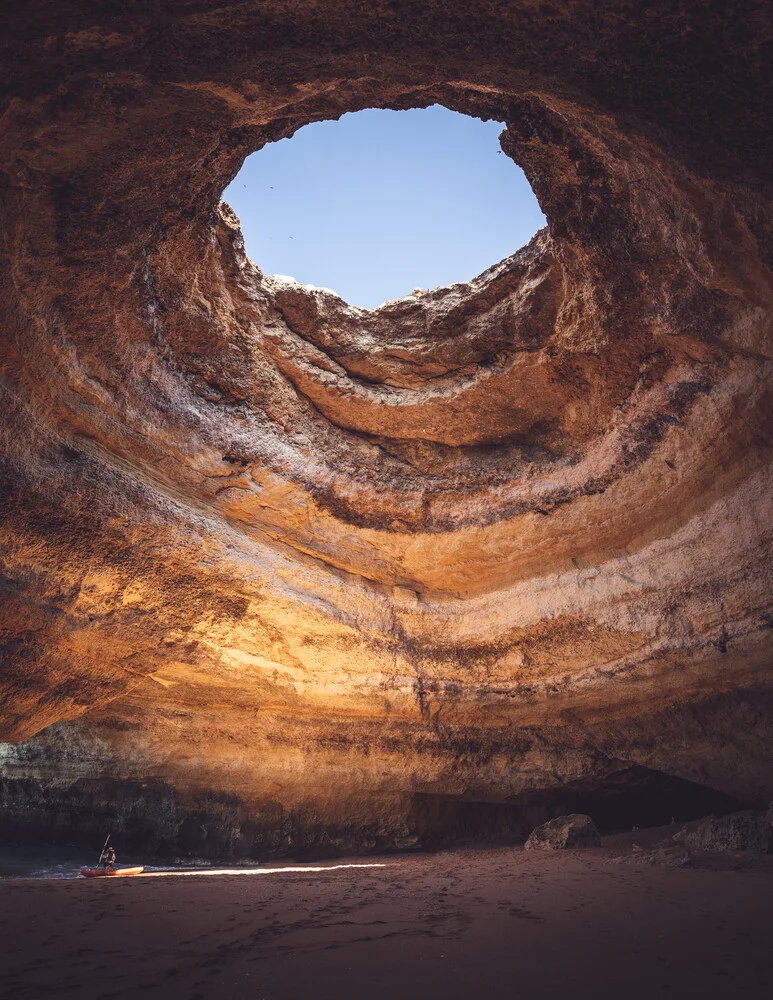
(223, 105), (545, 309)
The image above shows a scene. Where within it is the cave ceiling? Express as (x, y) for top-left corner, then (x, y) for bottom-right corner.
(0, 1), (772, 831)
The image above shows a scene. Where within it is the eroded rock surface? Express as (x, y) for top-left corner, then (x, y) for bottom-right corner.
(1, 1), (772, 854)
(674, 811), (773, 855)
(525, 814), (601, 850)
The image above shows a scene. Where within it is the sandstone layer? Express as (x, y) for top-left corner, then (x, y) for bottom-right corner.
(1, 1), (772, 855)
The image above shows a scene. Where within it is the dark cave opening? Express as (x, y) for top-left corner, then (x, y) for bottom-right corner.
(412, 766), (752, 850)
(559, 766), (752, 834)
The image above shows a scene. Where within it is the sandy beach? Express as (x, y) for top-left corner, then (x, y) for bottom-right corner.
(2, 845), (772, 1000)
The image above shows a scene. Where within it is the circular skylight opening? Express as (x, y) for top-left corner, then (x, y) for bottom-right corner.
(223, 105), (546, 309)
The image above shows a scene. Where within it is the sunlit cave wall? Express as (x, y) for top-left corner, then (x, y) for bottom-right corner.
(0, 1), (772, 857)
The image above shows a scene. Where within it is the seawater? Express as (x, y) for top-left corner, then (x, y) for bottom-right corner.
(0, 845), (268, 879)
(0, 845), (150, 879)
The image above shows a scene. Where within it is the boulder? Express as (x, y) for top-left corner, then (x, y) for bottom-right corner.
(674, 810), (772, 854)
(525, 814), (601, 850)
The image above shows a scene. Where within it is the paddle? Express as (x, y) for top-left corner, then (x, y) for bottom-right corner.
(97, 833), (110, 868)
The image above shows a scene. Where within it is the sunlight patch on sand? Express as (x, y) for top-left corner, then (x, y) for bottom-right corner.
(140, 863), (390, 877)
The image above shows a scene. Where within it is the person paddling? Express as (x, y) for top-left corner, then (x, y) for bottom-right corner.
(79, 834), (144, 878)
(99, 844), (117, 872)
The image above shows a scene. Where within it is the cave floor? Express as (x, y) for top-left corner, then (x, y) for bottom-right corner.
(2, 846), (772, 1000)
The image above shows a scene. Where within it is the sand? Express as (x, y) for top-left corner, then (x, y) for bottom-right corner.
(2, 846), (772, 1000)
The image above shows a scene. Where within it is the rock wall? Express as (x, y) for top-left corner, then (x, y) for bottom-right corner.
(1, 1), (772, 854)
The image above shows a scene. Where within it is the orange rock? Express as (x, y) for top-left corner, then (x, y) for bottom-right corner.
(0, 1), (771, 855)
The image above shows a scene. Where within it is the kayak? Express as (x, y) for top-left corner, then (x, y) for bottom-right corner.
(79, 867), (145, 878)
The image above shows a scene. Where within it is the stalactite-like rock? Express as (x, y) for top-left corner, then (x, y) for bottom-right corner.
(1, 1), (771, 855)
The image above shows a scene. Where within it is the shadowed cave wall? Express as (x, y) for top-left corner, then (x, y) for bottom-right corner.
(0, 1), (772, 857)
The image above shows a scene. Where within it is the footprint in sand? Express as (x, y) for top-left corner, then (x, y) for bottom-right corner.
(508, 906), (543, 922)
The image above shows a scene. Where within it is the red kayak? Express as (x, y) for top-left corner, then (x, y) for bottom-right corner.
(80, 867), (145, 878)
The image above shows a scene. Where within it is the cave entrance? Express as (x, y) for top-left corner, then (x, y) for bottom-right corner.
(222, 105), (545, 309)
(411, 768), (752, 849)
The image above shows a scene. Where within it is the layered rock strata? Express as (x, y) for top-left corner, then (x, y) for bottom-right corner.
(1, 1), (772, 854)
